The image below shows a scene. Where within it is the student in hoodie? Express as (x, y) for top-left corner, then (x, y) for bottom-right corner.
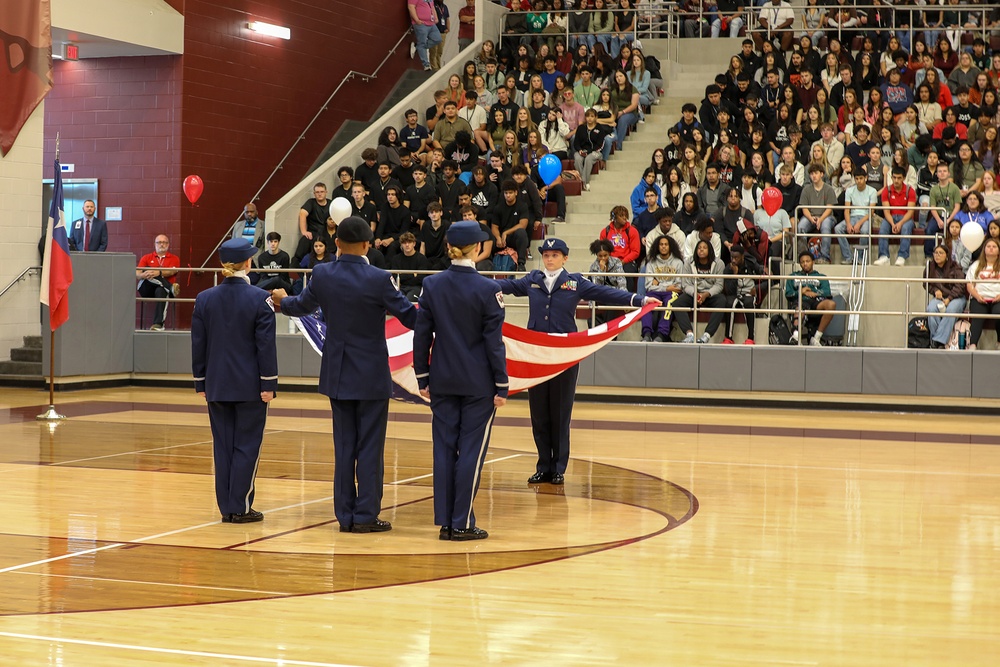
(673, 238), (727, 344)
(630, 167), (662, 217)
(675, 191), (702, 236)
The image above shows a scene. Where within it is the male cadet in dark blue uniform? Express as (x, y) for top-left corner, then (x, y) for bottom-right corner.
(192, 238), (278, 524)
(271, 217), (417, 534)
(414, 220), (508, 541)
(496, 238), (659, 484)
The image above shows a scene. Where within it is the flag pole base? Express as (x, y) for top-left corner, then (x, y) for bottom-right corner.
(36, 405), (66, 421)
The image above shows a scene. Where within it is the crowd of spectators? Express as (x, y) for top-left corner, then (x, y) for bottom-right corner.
(290, 1), (1000, 347)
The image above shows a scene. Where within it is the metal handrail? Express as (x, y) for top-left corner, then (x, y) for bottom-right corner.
(499, 7), (641, 54)
(0, 266), (41, 302)
(746, 3), (998, 48)
(198, 27), (415, 269)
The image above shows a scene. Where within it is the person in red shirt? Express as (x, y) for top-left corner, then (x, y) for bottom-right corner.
(137, 234), (181, 330)
(599, 205), (641, 289)
(457, 0), (475, 51)
(875, 166), (917, 267)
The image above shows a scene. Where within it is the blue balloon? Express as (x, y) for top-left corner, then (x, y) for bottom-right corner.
(538, 153), (562, 186)
(459, 171), (473, 185)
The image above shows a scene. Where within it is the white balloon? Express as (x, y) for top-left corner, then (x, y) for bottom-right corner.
(329, 197), (353, 224)
(960, 222), (985, 253)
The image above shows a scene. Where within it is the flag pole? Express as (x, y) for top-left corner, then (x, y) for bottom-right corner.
(38, 134), (65, 422)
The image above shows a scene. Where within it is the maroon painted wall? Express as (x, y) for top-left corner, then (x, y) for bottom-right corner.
(45, 0), (414, 322)
(44, 56), (183, 253)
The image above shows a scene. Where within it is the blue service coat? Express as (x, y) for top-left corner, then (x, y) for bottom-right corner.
(69, 217), (108, 252)
(496, 269), (642, 334)
(413, 264), (508, 398)
(192, 277), (278, 401)
(280, 254), (417, 400)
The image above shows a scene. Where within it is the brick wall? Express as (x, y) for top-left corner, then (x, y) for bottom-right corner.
(44, 0), (414, 325)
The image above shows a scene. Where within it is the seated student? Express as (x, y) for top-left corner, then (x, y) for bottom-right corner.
(528, 145), (567, 223)
(874, 166), (917, 267)
(644, 207), (686, 256)
(403, 166), (438, 229)
(466, 165), (499, 222)
(331, 166), (355, 200)
(925, 161), (962, 256)
(682, 214), (723, 264)
(443, 130), (481, 173)
(392, 152), (418, 189)
(586, 238), (628, 326)
(491, 179), (530, 270)
(373, 185), (412, 261)
(640, 234), (684, 342)
(354, 148), (380, 193)
(722, 244), (761, 345)
(673, 239), (726, 344)
(437, 159), (468, 220)
(797, 163), (838, 263)
(254, 232), (292, 292)
(457, 204), (494, 271)
(511, 163), (545, 232)
(925, 244), (968, 349)
(631, 168), (662, 218)
(714, 187), (753, 260)
(966, 238), (1000, 350)
(598, 205), (642, 290)
(389, 232), (431, 302)
(419, 202), (451, 270)
(349, 181), (379, 232)
(834, 168), (879, 264)
(572, 109), (613, 190)
(785, 250), (837, 346)
(774, 164), (803, 218)
(634, 188), (664, 250)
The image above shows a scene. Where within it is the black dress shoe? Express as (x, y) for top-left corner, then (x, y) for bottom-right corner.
(439, 526), (452, 541)
(339, 524), (352, 533)
(527, 472), (552, 484)
(230, 509), (264, 523)
(221, 514), (233, 523)
(641, 332), (653, 342)
(351, 518), (392, 533)
(550, 473), (565, 485)
(451, 526), (488, 541)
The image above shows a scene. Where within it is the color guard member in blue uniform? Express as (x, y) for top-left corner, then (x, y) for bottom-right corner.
(413, 220), (508, 541)
(192, 238), (278, 523)
(272, 217), (417, 534)
(496, 238), (660, 485)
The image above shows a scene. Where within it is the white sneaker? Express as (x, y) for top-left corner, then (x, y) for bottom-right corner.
(873, 255), (890, 266)
(653, 98), (660, 105)
(790, 330), (799, 344)
(894, 256), (907, 267)
(637, 119), (645, 124)
(697, 333), (711, 344)
(409, 43), (416, 59)
(583, 183), (590, 191)
(682, 332), (695, 344)
(811, 335), (823, 346)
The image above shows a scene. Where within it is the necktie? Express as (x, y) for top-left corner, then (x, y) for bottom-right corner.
(85, 220), (91, 252)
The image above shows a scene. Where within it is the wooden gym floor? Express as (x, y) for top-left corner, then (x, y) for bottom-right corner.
(0, 385), (998, 666)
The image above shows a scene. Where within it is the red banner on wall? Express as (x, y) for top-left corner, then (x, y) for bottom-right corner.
(0, 0), (52, 156)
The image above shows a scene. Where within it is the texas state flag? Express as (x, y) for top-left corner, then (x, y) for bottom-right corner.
(40, 159), (73, 330)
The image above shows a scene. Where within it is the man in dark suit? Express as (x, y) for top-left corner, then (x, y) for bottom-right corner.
(272, 217), (417, 534)
(69, 200), (108, 252)
(192, 238), (278, 524)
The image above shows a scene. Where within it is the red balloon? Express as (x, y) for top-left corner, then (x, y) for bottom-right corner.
(761, 186), (783, 217)
(183, 175), (204, 205)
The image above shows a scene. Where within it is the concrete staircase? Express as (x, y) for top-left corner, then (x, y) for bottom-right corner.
(555, 38), (742, 274)
(0, 335), (43, 377)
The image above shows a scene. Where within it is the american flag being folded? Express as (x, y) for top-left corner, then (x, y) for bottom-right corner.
(292, 303), (656, 402)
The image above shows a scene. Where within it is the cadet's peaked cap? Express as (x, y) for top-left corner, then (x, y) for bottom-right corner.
(220, 238), (257, 264)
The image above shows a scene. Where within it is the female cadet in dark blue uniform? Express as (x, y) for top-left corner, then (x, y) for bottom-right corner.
(496, 238), (660, 485)
(192, 238), (278, 523)
(413, 220), (508, 542)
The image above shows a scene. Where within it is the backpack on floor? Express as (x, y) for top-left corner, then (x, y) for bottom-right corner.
(947, 318), (971, 350)
(492, 248), (517, 278)
(768, 314), (792, 346)
(907, 317), (930, 348)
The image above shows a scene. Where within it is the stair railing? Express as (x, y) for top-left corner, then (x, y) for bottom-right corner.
(0, 266), (41, 302)
(198, 27), (414, 268)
